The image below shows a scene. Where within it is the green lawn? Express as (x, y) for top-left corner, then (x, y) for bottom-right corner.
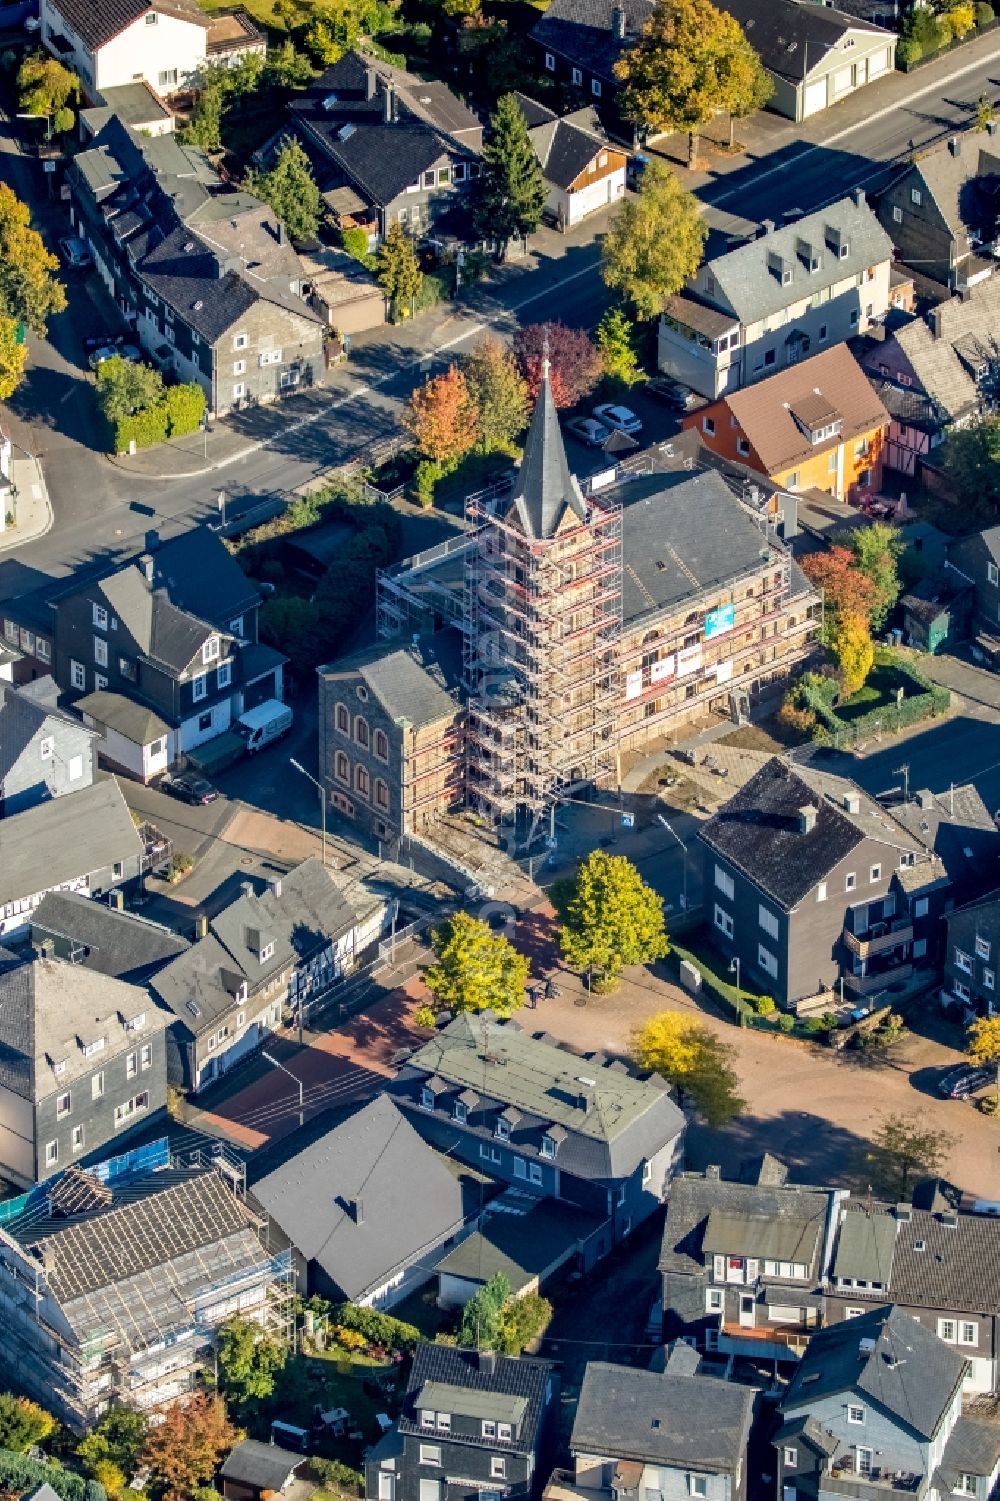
(266, 1351), (401, 1458)
(836, 662), (909, 723)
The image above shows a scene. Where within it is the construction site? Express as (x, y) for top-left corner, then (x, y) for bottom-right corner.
(0, 1150), (293, 1431)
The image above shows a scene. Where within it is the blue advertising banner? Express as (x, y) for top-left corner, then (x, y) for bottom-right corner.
(705, 603), (736, 639)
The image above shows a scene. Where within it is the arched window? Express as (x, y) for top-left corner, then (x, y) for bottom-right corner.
(642, 629), (659, 646)
(375, 778), (389, 810)
(374, 729), (389, 762)
(335, 704), (349, 734)
(335, 751), (349, 782)
(354, 715), (370, 748)
(355, 765), (369, 797)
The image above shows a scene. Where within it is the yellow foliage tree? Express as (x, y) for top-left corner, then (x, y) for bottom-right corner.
(968, 1015), (1000, 1104)
(632, 1011), (744, 1125)
(0, 316), (27, 401)
(833, 610), (875, 698)
(944, 2), (975, 37)
(0, 182), (66, 337)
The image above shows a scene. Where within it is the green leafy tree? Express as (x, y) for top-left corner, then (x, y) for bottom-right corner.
(303, 14), (346, 64)
(17, 51), (78, 129)
(216, 1317), (288, 1411)
(244, 136), (321, 244)
(0, 1394), (57, 1453)
(264, 40), (317, 88)
(466, 335), (530, 453)
(552, 850), (669, 991)
(614, 0), (771, 164)
(475, 93), (546, 258)
(940, 416), (1000, 519)
(855, 1112), (955, 1200)
(77, 1408), (147, 1487)
(0, 182), (66, 336)
(496, 1292), (552, 1354)
(848, 521), (903, 632)
(601, 160), (706, 320)
(376, 222), (424, 316)
(596, 306), (644, 385)
(425, 911), (529, 1017)
(632, 1011), (744, 1126)
(458, 1273), (510, 1349)
(95, 356), (164, 424)
(182, 77), (224, 151)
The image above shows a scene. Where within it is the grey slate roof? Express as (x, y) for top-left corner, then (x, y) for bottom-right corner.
(783, 1305), (966, 1442)
(508, 367), (587, 540)
(530, 0), (653, 83)
(571, 1361), (753, 1474)
(699, 756), (924, 910)
(0, 950), (165, 1102)
(399, 1342), (556, 1452)
(251, 1094), (465, 1302)
(290, 51), (481, 209)
(700, 196), (894, 325)
(321, 631), (464, 729)
(513, 95), (611, 192)
(395, 1013), (685, 1182)
(839, 1198), (1000, 1314)
(220, 1441), (301, 1493)
(269, 857), (370, 967)
(892, 279), (1000, 422)
(830, 1205), (897, 1284)
(0, 679), (94, 782)
(660, 1168), (832, 1280)
(717, 0), (890, 82)
(0, 778), (142, 908)
(936, 1415), (1000, 1490)
(433, 1198), (602, 1292)
(903, 135), (1000, 242)
(75, 689), (172, 746)
(31, 889), (187, 983)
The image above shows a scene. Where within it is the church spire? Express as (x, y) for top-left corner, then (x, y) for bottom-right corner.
(508, 344), (587, 541)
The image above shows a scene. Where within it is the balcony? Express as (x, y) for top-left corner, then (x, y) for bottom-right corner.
(843, 919), (913, 960)
(822, 1465), (924, 1497)
(842, 963), (913, 998)
(718, 1321), (810, 1357)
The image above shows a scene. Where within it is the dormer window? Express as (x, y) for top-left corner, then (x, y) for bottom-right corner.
(83, 1037), (105, 1057)
(496, 1117), (510, 1140)
(259, 942), (275, 963)
(454, 1099), (468, 1124)
(203, 636), (220, 664)
(127, 1012), (146, 1032)
(421, 1086), (435, 1109)
(541, 1134), (557, 1158)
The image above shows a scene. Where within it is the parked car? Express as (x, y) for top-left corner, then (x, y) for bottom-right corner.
(937, 1063), (994, 1100)
(159, 772), (219, 806)
(565, 415), (611, 448)
(647, 377), (700, 411)
(25, 15), (41, 31)
(59, 237), (92, 270)
(88, 344), (119, 370)
(593, 402), (642, 435)
(83, 332), (125, 354)
(233, 699), (293, 753)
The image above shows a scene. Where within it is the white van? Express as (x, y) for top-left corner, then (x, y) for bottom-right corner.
(234, 699), (293, 753)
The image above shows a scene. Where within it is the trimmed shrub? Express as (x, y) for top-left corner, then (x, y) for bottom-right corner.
(165, 381), (207, 437)
(414, 458), (443, 507)
(329, 1303), (419, 1352)
(412, 272), (446, 316)
(341, 226), (375, 268)
(976, 1), (994, 22)
(113, 403), (168, 453)
(896, 34), (922, 64)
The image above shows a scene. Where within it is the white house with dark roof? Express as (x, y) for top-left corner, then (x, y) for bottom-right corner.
(0, 678), (98, 817)
(512, 95), (626, 229)
(40, 0), (263, 101)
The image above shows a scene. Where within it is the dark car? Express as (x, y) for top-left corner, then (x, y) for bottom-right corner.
(160, 772), (219, 806)
(647, 376), (701, 411)
(937, 1063), (994, 1100)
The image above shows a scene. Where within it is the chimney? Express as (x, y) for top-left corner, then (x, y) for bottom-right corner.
(843, 792), (861, 815)
(798, 804), (818, 834)
(853, 186), (865, 208)
(108, 889), (124, 911)
(611, 4), (626, 39)
(195, 913), (209, 940)
(366, 66), (377, 100)
(144, 528), (160, 553)
(895, 1203), (912, 1221)
(929, 305), (944, 340)
(477, 1350), (497, 1376)
(35, 937), (55, 960)
(138, 553), (155, 586)
(269, 876), (283, 899)
(382, 81), (395, 124)
(988, 118), (998, 137)
(241, 881), (254, 898)
(350, 1197), (364, 1224)
(704, 1164), (721, 1181)
(948, 136), (960, 157)
(758, 217), (775, 239)
(277, 220), (286, 247)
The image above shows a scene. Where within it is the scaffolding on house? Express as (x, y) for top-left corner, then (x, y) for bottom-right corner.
(463, 486), (623, 842)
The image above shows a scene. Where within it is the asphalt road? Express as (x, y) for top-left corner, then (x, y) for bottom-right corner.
(2, 35), (1000, 601)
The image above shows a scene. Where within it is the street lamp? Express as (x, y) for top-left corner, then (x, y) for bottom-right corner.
(289, 756), (326, 868)
(261, 1050), (304, 1129)
(729, 957), (743, 1027)
(657, 813), (689, 911)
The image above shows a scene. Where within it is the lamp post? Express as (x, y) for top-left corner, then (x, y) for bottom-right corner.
(289, 756), (326, 868)
(730, 956), (743, 1027)
(261, 1050), (304, 1129)
(657, 813), (689, 911)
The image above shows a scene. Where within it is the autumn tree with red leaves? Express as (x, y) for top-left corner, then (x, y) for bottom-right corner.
(513, 322), (602, 409)
(142, 1393), (239, 1501)
(801, 546), (879, 639)
(403, 363), (479, 469)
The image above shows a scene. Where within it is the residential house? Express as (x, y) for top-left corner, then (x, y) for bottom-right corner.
(365, 1342), (558, 1501)
(567, 1358), (754, 1501)
(31, 888), (189, 983)
(40, 0), (263, 102)
(0, 779), (144, 944)
(899, 573), (974, 652)
(220, 1441), (308, 1501)
(659, 195), (894, 399)
(1, 590), (56, 685)
(940, 889), (1000, 1019)
(699, 756), (946, 1008)
(69, 117), (323, 417)
(345, 390), (820, 844)
(251, 1094), (471, 1308)
(883, 782), (995, 915)
(392, 1013), (686, 1256)
(771, 1306), (997, 1497)
(877, 131), (1000, 292)
(435, 1197), (606, 1309)
(946, 525), (1000, 645)
(0, 678), (98, 817)
(79, 80), (175, 141)
(683, 345), (890, 502)
(0, 947), (168, 1186)
(0, 1162), (292, 1429)
(513, 95), (626, 229)
(530, 0), (891, 138)
(866, 374), (945, 479)
(151, 863), (387, 1091)
(288, 52), (482, 246)
(859, 279), (1000, 440)
(825, 1195), (1000, 1395)
(54, 528), (279, 765)
(660, 1156), (838, 1362)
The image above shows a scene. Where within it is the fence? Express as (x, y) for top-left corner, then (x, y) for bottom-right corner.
(798, 653), (951, 749)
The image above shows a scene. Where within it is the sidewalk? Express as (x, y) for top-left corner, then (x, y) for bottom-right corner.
(0, 447), (53, 554)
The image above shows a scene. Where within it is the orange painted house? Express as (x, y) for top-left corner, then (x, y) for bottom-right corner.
(682, 344), (890, 502)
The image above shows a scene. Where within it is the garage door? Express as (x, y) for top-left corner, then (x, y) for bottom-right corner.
(832, 64), (854, 96)
(867, 47), (889, 77)
(803, 78), (827, 116)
